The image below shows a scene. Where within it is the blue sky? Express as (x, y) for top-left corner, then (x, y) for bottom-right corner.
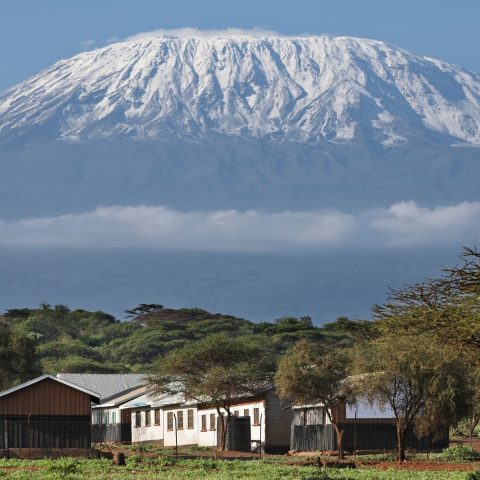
(1, 0), (479, 92)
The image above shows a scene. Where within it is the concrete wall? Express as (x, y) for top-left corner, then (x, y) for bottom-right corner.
(197, 401), (266, 449)
(131, 408), (164, 443)
(162, 407), (198, 447)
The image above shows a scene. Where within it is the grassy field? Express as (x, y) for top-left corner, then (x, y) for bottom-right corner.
(0, 456), (479, 480)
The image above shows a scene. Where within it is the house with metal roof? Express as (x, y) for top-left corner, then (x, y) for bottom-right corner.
(56, 373), (147, 402)
(0, 374), (99, 454)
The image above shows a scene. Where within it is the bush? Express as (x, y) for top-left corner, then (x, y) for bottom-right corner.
(442, 444), (480, 461)
(466, 472), (480, 480)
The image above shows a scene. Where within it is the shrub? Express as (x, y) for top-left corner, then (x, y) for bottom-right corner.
(466, 472), (480, 480)
(442, 444), (479, 461)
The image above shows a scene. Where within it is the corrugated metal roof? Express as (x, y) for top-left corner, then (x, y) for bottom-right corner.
(56, 373), (147, 401)
(93, 385), (151, 408)
(120, 391), (189, 409)
(0, 374), (100, 402)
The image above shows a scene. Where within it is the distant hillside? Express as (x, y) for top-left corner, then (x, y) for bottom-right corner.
(3, 304), (366, 373)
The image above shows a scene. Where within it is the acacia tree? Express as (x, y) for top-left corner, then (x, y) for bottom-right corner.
(150, 333), (274, 451)
(373, 247), (480, 352)
(352, 334), (467, 461)
(274, 340), (351, 459)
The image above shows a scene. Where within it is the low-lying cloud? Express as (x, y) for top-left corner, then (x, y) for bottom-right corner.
(0, 201), (478, 251)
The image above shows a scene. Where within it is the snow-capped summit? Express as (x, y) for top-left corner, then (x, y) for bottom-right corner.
(1, 34), (479, 146)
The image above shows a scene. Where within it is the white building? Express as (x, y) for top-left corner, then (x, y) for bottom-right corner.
(124, 387), (292, 453)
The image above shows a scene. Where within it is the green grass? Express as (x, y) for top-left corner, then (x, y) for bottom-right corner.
(0, 457), (476, 480)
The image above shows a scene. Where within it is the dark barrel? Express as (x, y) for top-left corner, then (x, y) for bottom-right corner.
(225, 416), (251, 452)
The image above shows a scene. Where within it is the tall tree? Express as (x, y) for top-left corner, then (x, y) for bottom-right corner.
(274, 340), (351, 459)
(352, 334), (467, 461)
(150, 333), (274, 451)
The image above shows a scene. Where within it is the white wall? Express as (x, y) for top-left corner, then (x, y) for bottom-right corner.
(131, 408), (164, 443)
(163, 406), (198, 447)
(197, 401), (266, 450)
(346, 397), (395, 419)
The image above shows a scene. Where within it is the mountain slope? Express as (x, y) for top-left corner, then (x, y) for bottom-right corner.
(0, 34), (479, 218)
(1, 35), (480, 146)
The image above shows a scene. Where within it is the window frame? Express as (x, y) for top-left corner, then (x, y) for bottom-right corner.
(135, 410), (141, 428)
(154, 408), (161, 426)
(201, 414), (207, 432)
(253, 407), (260, 426)
(167, 412), (174, 431)
(177, 410), (184, 430)
(145, 409), (151, 427)
(209, 413), (216, 431)
(187, 409), (194, 429)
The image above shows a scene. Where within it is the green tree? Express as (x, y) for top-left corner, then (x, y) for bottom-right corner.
(274, 340), (351, 459)
(352, 334), (468, 461)
(151, 333), (274, 450)
(0, 324), (41, 389)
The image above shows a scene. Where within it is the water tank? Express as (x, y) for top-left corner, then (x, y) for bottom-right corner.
(223, 416), (251, 452)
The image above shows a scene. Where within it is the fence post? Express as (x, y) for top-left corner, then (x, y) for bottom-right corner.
(173, 413), (178, 458)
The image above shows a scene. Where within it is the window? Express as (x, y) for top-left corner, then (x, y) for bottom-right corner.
(103, 412), (109, 425)
(167, 412), (174, 431)
(111, 411), (116, 425)
(154, 409), (161, 425)
(145, 410), (151, 427)
(201, 414), (207, 431)
(177, 411), (184, 430)
(187, 409), (194, 429)
(234, 410), (239, 417)
(135, 411), (141, 428)
(209, 413), (216, 431)
(253, 408), (260, 425)
(244, 409), (249, 418)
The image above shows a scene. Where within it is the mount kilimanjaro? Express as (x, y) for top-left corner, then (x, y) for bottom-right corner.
(0, 34), (479, 218)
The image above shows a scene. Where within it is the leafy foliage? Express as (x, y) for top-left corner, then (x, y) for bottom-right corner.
(1, 304), (360, 382)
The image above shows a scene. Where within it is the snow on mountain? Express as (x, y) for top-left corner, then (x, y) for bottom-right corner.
(1, 35), (480, 146)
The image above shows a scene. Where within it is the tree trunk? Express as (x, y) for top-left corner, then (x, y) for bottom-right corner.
(216, 407), (226, 451)
(216, 407), (231, 451)
(396, 423), (407, 462)
(469, 415), (480, 439)
(333, 423), (345, 460)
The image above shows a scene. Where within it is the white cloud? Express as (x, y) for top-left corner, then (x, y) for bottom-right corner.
(122, 27), (281, 43)
(0, 201), (478, 251)
(369, 200), (480, 246)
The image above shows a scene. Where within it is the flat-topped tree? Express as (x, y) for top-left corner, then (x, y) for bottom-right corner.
(274, 340), (352, 459)
(352, 334), (468, 462)
(150, 333), (275, 451)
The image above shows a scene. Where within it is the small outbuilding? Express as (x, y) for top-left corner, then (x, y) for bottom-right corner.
(0, 374), (99, 451)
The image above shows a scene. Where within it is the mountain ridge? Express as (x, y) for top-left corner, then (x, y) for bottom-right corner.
(1, 34), (479, 146)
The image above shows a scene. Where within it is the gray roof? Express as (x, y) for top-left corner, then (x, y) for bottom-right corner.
(120, 391), (188, 410)
(0, 374), (100, 403)
(56, 373), (147, 401)
(93, 385), (151, 408)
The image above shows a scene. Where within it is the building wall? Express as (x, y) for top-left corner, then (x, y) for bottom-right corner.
(264, 389), (293, 452)
(130, 408), (164, 443)
(163, 406), (198, 446)
(197, 401), (266, 449)
(0, 378), (91, 416)
(0, 378), (94, 449)
(345, 398), (395, 420)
